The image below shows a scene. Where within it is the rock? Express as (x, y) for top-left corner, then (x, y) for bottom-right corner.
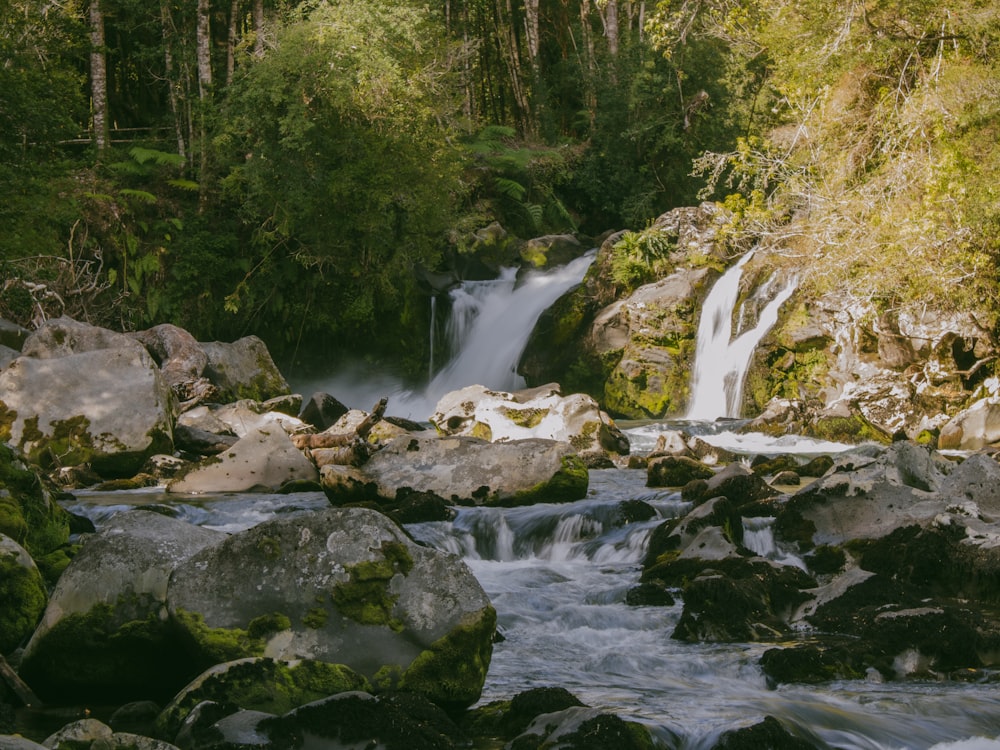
(774, 442), (955, 547)
(0, 534), (46, 655)
(0, 735), (46, 749)
(711, 715), (818, 749)
(510, 705), (655, 750)
(166, 507), (495, 709)
(18, 510), (225, 703)
(0, 342), (174, 478)
(178, 400), (308, 440)
(172, 424), (238, 456)
(259, 691), (468, 750)
(42, 718), (113, 747)
(322, 434), (588, 507)
(646, 455), (713, 488)
(687, 462), (780, 507)
(0, 443), (73, 583)
(938, 396), (1000, 450)
(297, 392), (349, 431)
(520, 233), (584, 269)
(0, 319), (28, 350)
(155, 657), (370, 740)
(132, 323), (216, 408)
(430, 384), (629, 465)
(0, 346), (18, 372)
(200, 336), (290, 403)
(167, 427), (319, 493)
(20, 316), (146, 359)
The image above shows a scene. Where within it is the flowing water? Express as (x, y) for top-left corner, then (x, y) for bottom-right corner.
(65, 452), (1000, 749)
(686, 253), (797, 421)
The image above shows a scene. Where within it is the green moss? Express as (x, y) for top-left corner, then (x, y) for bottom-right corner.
(19, 599), (195, 704)
(470, 421), (493, 441)
(173, 608), (264, 665)
(497, 406), (549, 429)
(809, 414), (891, 444)
(157, 657), (371, 738)
(303, 607), (328, 629)
(25, 415), (96, 471)
(0, 550), (47, 653)
(399, 606), (496, 709)
(257, 536), (282, 560)
(247, 612), (292, 639)
(569, 421), (599, 451)
(0, 402), (15, 443)
(508, 454), (588, 506)
(332, 541), (414, 631)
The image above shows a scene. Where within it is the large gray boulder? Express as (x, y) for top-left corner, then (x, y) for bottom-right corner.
(200, 336), (290, 403)
(938, 394), (1000, 450)
(18, 511), (225, 703)
(429, 384), (628, 466)
(20, 316), (145, 359)
(0, 334), (174, 477)
(167, 426), (319, 493)
(321, 434), (588, 506)
(166, 507), (495, 708)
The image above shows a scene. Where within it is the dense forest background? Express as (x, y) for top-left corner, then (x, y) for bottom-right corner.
(2, 0), (998, 384)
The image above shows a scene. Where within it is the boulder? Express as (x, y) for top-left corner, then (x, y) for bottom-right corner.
(177, 400), (308, 440)
(520, 233), (584, 269)
(0, 534), (46, 654)
(132, 323), (216, 407)
(321, 434), (588, 507)
(0, 319), (28, 350)
(508, 705), (655, 750)
(429, 384), (628, 465)
(938, 396), (1000, 450)
(155, 657), (370, 740)
(166, 506), (495, 709)
(646, 455), (713, 488)
(20, 316), (145, 359)
(297, 392), (350, 431)
(18, 510), (225, 703)
(0, 344), (174, 478)
(200, 336), (290, 403)
(167, 427), (319, 493)
(711, 715), (818, 750)
(0, 346), (18, 372)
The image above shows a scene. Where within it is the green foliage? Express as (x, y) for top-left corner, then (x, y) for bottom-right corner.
(610, 226), (676, 292)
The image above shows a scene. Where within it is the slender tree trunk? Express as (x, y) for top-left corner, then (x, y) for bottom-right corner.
(227, 0), (239, 85)
(253, 0), (265, 58)
(160, 1), (187, 162)
(196, 0), (213, 98)
(524, 0), (540, 65)
(599, 0), (619, 57)
(579, 0), (597, 124)
(89, 0), (109, 153)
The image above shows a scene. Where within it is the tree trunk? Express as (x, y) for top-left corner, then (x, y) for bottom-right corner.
(599, 0), (619, 57)
(253, 0), (265, 58)
(524, 0), (540, 66)
(196, 0), (213, 98)
(160, 1), (187, 161)
(89, 0), (109, 153)
(227, 0), (239, 85)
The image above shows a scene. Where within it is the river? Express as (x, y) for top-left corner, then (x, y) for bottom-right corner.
(63, 425), (1000, 750)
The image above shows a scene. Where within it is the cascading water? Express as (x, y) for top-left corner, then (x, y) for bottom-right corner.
(687, 252), (797, 421)
(429, 252), (596, 397)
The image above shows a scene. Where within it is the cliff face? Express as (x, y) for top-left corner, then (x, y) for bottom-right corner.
(518, 203), (998, 442)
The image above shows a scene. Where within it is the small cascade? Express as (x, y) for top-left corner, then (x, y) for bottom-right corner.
(687, 252), (797, 421)
(428, 295), (437, 381)
(427, 251), (596, 397)
(742, 516), (807, 570)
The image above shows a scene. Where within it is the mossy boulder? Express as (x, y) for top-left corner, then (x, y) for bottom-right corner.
(0, 534), (46, 654)
(325, 434), (588, 507)
(200, 335), (290, 403)
(155, 657), (370, 739)
(166, 507), (495, 709)
(0, 344), (175, 479)
(646, 455), (714, 488)
(18, 510), (225, 703)
(0, 443), (72, 584)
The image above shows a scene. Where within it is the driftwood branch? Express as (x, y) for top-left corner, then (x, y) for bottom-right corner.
(0, 654), (41, 707)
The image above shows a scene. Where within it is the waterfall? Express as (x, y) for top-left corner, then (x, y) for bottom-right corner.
(428, 295), (437, 381)
(687, 253), (797, 421)
(428, 252), (596, 397)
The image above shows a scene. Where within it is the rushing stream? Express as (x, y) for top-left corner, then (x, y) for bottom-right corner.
(64, 432), (1000, 750)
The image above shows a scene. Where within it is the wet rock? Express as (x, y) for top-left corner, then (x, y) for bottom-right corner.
(155, 657), (370, 740)
(691, 462), (780, 507)
(297, 392), (349, 431)
(167, 507), (495, 709)
(625, 582), (676, 607)
(172, 424), (238, 456)
(711, 715), (818, 749)
(508, 705), (655, 750)
(18, 510), (224, 703)
(646, 455), (713, 488)
(259, 691), (467, 750)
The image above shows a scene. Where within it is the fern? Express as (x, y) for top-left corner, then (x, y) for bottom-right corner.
(129, 146), (185, 167)
(494, 177), (527, 201)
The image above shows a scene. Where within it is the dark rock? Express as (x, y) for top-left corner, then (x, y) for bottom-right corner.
(625, 582), (675, 607)
(711, 715), (819, 749)
(796, 455), (834, 477)
(760, 644), (863, 685)
(803, 545), (845, 576)
(172, 424), (238, 456)
(647, 455), (714, 488)
(297, 391), (349, 431)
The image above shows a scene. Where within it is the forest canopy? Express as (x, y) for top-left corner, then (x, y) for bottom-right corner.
(1, 0), (998, 377)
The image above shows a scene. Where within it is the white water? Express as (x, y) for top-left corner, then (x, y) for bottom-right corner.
(304, 253), (595, 422)
(687, 253), (797, 421)
(66, 465), (1000, 749)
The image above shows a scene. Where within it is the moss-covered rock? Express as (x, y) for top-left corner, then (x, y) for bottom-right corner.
(0, 534), (46, 654)
(155, 657), (371, 739)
